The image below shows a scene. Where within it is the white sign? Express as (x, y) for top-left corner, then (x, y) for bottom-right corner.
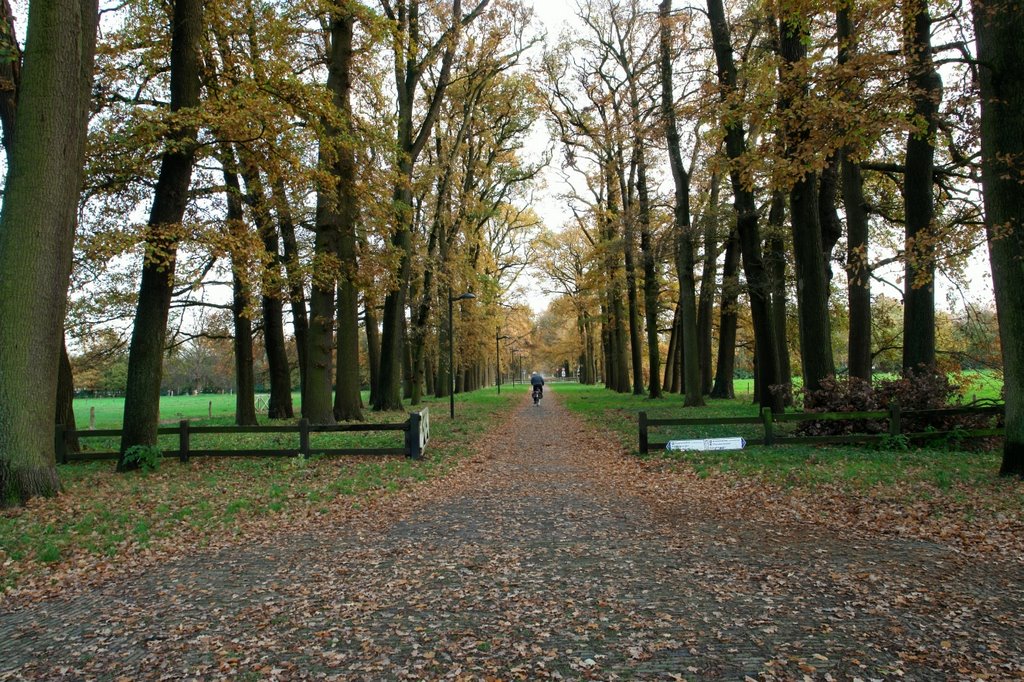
(419, 407), (430, 452)
(666, 437), (746, 451)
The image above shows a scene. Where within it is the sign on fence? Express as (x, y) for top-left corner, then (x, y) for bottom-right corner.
(666, 437), (746, 452)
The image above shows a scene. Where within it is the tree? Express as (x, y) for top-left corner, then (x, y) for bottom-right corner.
(705, 0), (784, 413)
(659, 0), (702, 406)
(374, 0), (491, 411)
(973, 0), (1024, 475)
(901, 0), (942, 371)
(119, 0), (204, 466)
(777, 2), (836, 391)
(0, 0), (99, 503)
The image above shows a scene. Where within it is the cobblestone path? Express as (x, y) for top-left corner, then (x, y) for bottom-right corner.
(2, 387), (1022, 680)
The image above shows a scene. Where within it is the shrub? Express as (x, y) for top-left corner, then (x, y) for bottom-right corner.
(123, 444), (162, 472)
(797, 369), (994, 441)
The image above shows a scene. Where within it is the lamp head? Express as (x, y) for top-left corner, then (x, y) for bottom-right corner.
(452, 292), (476, 302)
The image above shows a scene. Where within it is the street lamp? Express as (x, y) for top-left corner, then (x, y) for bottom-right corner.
(448, 291), (476, 419)
(496, 331), (510, 394)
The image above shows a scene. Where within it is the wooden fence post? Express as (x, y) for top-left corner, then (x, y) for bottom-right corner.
(179, 420), (190, 463)
(55, 424), (67, 465)
(761, 409), (774, 446)
(407, 412), (422, 459)
(208, 400), (212, 419)
(89, 406), (95, 430)
(299, 419), (310, 457)
(639, 412), (648, 454)
(888, 402), (902, 437)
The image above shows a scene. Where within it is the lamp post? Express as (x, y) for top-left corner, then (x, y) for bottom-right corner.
(495, 331), (510, 394)
(448, 291), (476, 419)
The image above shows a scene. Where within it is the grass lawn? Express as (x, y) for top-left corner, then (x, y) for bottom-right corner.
(2, 387), (519, 594)
(72, 391), (347, 430)
(555, 382), (1012, 492)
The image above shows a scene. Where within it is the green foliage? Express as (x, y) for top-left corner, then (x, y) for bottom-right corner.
(122, 444), (162, 472)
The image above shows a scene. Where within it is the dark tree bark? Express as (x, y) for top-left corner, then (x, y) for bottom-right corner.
(818, 154), (843, 281)
(779, 12), (835, 392)
(119, 0), (203, 466)
(271, 176), (309, 403)
(972, 0), (1024, 475)
(637, 149), (661, 399)
(0, 0), (98, 500)
(706, 0), (784, 412)
(837, 4), (873, 382)
(710, 229), (740, 399)
(901, 0), (941, 371)
(330, 12), (363, 422)
(57, 340), (80, 454)
(221, 150), (257, 427)
(239, 156), (293, 419)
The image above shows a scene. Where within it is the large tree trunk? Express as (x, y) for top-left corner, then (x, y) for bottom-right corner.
(330, 12), (363, 422)
(221, 151), (257, 427)
(710, 229), (740, 399)
(837, 4), (872, 382)
(901, 0), (941, 371)
(706, 0), (783, 413)
(239, 157), (293, 419)
(780, 12), (835, 393)
(0, 0), (98, 502)
(973, 0), (1024, 476)
(119, 0), (203, 465)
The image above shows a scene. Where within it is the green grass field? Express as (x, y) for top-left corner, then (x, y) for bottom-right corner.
(553, 382), (1008, 491)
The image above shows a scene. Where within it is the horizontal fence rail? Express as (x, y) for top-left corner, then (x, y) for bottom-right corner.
(55, 408), (430, 463)
(638, 403), (1004, 454)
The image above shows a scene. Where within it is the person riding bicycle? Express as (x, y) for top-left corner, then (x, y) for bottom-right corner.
(530, 371), (544, 398)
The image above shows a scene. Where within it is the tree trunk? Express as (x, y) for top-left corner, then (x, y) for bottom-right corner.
(0, 0), (98, 501)
(710, 229), (740, 399)
(119, 0), (203, 466)
(239, 156), (292, 419)
(973, 0), (1024, 475)
(272, 175), (309, 402)
(660, 0), (703, 407)
(697, 172), (722, 396)
(376, 1), (481, 411)
(365, 304), (382, 402)
(221, 151), (257, 427)
(838, 4), (872, 382)
(706, 0), (783, 412)
(663, 304), (679, 392)
(330, 12), (363, 422)
(56, 340), (80, 454)
(901, 0), (941, 371)
(819, 154), (843, 282)
(767, 192), (792, 403)
(780, 13), (835, 393)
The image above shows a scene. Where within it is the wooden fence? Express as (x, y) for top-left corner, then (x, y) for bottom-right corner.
(55, 408), (431, 463)
(638, 403), (1004, 454)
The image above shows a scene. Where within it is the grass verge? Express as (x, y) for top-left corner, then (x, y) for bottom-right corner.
(1, 388), (517, 595)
